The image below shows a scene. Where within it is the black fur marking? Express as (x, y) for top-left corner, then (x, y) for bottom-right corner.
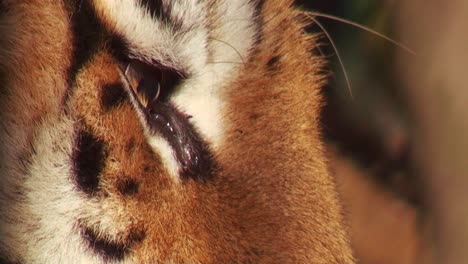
(139, 0), (184, 31)
(108, 35), (131, 64)
(116, 177), (139, 196)
(73, 129), (107, 195)
(125, 72), (215, 181)
(63, 0), (106, 104)
(146, 103), (216, 181)
(101, 83), (127, 111)
(252, 0), (266, 48)
(139, 0), (164, 18)
(139, 0), (168, 21)
(81, 226), (145, 262)
(126, 137), (137, 153)
(266, 55), (281, 72)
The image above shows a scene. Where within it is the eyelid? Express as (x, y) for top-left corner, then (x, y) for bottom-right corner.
(123, 60), (162, 109)
(118, 55), (185, 115)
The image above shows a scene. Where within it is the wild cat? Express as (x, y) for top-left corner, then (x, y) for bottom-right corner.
(0, 0), (354, 263)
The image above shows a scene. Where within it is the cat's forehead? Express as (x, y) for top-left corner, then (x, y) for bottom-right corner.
(92, 0), (206, 72)
(93, 0), (208, 38)
(92, 0), (258, 75)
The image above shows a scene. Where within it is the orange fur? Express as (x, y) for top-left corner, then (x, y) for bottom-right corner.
(0, 0), (354, 262)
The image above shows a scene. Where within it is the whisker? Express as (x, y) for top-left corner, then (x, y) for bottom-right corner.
(209, 37), (246, 65)
(311, 16), (354, 99)
(302, 11), (416, 55)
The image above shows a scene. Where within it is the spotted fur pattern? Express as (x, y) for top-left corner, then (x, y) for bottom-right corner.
(0, 0), (354, 263)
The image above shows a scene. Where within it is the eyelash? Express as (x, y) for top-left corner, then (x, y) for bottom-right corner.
(108, 35), (185, 111)
(120, 59), (183, 111)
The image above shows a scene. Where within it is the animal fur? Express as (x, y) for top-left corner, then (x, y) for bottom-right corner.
(0, 0), (354, 263)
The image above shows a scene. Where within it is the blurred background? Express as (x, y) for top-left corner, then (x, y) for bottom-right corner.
(295, 1), (468, 263)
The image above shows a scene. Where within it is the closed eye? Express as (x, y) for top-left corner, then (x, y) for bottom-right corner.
(122, 60), (184, 109)
(117, 59), (214, 182)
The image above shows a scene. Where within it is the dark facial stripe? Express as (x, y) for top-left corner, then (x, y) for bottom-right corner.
(81, 226), (145, 262)
(116, 177), (140, 196)
(63, 0), (106, 104)
(138, 0), (183, 31)
(266, 55), (281, 74)
(251, 0), (265, 48)
(122, 77), (215, 181)
(101, 83), (128, 111)
(108, 34), (131, 64)
(72, 129), (107, 195)
(253, 0), (265, 22)
(147, 103), (216, 181)
(139, 0), (168, 21)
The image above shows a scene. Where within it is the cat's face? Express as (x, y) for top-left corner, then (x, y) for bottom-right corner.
(0, 1), (354, 263)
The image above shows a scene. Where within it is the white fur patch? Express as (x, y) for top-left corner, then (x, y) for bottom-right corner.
(1, 115), (141, 263)
(92, 0), (208, 72)
(172, 0), (258, 149)
(0, 116), (111, 263)
(148, 137), (181, 182)
(94, 0), (258, 149)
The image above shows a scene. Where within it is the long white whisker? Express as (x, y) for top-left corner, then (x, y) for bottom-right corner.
(304, 11), (416, 55)
(311, 17), (354, 99)
(209, 37), (246, 65)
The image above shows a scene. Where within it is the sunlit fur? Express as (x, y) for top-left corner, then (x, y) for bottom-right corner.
(0, 0), (355, 263)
